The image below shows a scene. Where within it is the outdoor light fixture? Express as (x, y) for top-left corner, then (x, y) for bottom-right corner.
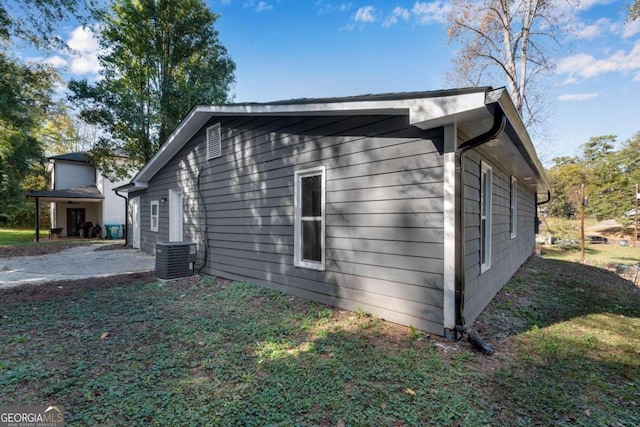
(160, 197), (167, 203)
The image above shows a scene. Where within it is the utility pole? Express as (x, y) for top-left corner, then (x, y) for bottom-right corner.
(635, 184), (638, 248)
(580, 183), (585, 264)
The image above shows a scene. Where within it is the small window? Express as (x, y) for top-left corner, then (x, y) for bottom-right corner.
(150, 200), (159, 232)
(510, 176), (517, 239)
(207, 123), (221, 160)
(480, 162), (492, 273)
(294, 166), (326, 270)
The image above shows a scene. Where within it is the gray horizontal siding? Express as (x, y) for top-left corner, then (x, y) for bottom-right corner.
(462, 149), (537, 325)
(140, 115), (447, 334)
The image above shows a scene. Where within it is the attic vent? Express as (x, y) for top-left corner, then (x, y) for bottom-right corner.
(206, 123), (221, 160)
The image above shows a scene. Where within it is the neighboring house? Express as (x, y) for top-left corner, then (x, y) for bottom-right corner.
(117, 87), (550, 338)
(27, 152), (133, 239)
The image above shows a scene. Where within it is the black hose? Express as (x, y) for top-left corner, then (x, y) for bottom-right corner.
(194, 166), (209, 272)
(468, 332), (495, 356)
(114, 189), (128, 247)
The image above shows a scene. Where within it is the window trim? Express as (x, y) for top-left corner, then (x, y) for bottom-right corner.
(294, 166), (326, 271)
(510, 176), (518, 239)
(480, 162), (492, 273)
(206, 123), (221, 160)
(150, 200), (159, 232)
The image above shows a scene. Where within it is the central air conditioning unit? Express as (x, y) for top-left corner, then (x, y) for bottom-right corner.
(155, 242), (197, 279)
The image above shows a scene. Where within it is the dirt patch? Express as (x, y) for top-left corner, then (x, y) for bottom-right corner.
(94, 243), (131, 251)
(0, 271), (157, 304)
(0, 241), (116, 258)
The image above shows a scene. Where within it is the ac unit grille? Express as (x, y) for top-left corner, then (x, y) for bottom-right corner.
(155, 242), (197, 279)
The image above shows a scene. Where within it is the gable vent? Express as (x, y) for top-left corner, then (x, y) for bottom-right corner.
(206, 123), (221, 160)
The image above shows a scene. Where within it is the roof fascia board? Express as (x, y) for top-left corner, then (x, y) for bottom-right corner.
(407, 92), (487, 129)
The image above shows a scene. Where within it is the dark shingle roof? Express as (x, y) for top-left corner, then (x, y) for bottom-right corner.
(47, 152), (88, 163)
(224, 87), (493, 107)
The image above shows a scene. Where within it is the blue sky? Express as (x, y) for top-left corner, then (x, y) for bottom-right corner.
(26, 0), (640, 162)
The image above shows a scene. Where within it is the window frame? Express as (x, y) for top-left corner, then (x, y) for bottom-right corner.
(150, 200), (159, 232)
(480, 162), (492, 273)
(294, 166), (326, 271)
(510, 176), (518, 239)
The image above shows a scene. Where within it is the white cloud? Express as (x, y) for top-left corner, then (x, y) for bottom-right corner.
(71, 56), (100, 75)
(354, 5), (376, 23)
(383, 6), (410, 28)
(256, 1), (272, 12)
(557, 40), (640, 82)
(572, 0), (616, 10)
(68, 26), (99, 55)
(243, 0), (272, 12)
(316, 1), (353, 14)
(66, 26), (101, 75)
(558, 93), (599, 101)
(46, 55), (68, 68)
(574, 23), (600, 39)
(411, 1), (451, 25)
(572, 18), (611, 39)
(623, 19), (640, 38)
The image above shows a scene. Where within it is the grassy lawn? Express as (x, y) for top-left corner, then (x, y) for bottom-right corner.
(538, 216), (640, 268)
(0, 227), (115, 257)
(1, 255), (639, 425)
(0, 228), (48, 246)
(541, 242), (640, 268)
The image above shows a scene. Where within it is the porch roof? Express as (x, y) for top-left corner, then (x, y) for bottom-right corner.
(26, 185), (104, 203)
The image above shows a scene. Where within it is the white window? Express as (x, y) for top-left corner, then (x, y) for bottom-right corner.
(150, 200), (159, 232)
(510, 176), (517, 239)
(294, 166), (326, 270)
(480, 162), (492, 273)
(207, 123), (221, 160)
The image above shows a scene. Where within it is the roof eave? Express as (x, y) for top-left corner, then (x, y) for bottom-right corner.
(488, 88), (550, 194)
(128, 88), (549, 195)
(131, 90), (491, 187)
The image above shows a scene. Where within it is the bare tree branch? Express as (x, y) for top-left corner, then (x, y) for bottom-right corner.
(447, 0), (568, 133)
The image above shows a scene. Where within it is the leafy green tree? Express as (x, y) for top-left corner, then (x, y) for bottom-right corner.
(581, 135), (615, 164)
(547, 133), (640, 221)
(618, 132), (640, 181)
(547, 157), (589, 218)
(0, 50), (58, 226)
(69, 0), (236, 172)
(39, 107), (93, 155)
(615, 131), (640, 216)
(630, 0), (640, 20)
(579, 135), (624, 220)
(0, 0), (88, 48)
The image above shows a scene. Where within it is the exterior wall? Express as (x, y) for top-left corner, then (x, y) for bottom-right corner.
(97, 170), (130, 230)
(55, 202), (102, 237)
(139, 115), (448, 334)
(54, 161), (95, 190)
(462, 149), (536, 325)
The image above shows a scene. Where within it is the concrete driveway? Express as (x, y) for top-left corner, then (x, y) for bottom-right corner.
(0, 244), (155, 289)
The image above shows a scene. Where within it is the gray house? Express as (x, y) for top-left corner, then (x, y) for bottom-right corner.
(117, 87), (549, 338)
